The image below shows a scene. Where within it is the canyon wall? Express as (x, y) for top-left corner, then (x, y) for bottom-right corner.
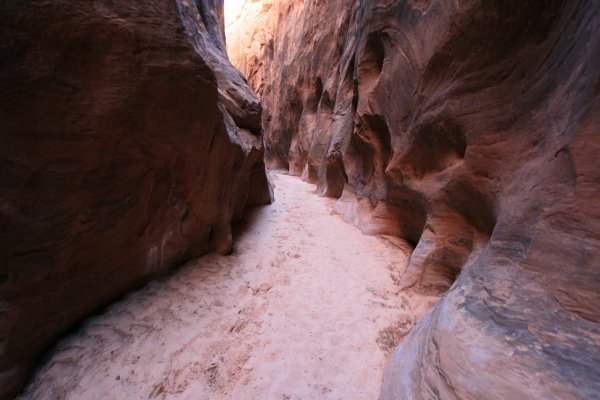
(0, 1), (271, 398)
(228, 0), (600, 398)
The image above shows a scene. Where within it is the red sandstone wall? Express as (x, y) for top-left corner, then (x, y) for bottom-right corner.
(0, 1), (271, 398)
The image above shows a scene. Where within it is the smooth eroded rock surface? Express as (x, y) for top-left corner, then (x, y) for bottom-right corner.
(228, 1), (600, 398)
(0, 1), (270, 398)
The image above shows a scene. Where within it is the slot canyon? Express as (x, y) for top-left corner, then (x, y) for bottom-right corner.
(0, 0), (598, 399)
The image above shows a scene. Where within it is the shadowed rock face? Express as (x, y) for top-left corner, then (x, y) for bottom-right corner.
(228, 0), (600, 398)
(0, 1), (271, 398)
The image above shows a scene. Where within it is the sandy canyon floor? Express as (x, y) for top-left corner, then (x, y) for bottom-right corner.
(20, 172), (437, 400)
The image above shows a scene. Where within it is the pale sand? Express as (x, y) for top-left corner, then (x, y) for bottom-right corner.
(20, 172), (437, 400)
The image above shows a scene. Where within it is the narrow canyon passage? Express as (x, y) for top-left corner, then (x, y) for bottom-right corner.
(20, 172), (436, 400)
(2, 1), (599, 399)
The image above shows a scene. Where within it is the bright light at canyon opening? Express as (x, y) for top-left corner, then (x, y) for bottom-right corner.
(224, 0), (245, 27)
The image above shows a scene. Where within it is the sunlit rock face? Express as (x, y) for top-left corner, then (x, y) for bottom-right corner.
(227, 0), (600, 398)
(0, 1), (271, 398)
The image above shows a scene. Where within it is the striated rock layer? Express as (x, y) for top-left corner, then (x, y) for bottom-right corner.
(228, 0), (600, 398)
(0, 0), (271, 398)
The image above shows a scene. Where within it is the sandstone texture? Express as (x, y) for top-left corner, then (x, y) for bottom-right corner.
(228, 0), (600, 398)
(0, 1), (270, 398)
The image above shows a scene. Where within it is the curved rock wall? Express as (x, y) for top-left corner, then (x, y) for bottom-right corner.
(228, 0), (600, 398)
(0, 1), (271, 398)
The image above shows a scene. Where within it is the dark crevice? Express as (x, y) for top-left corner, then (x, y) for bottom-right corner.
(400, 116), (467, 179)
